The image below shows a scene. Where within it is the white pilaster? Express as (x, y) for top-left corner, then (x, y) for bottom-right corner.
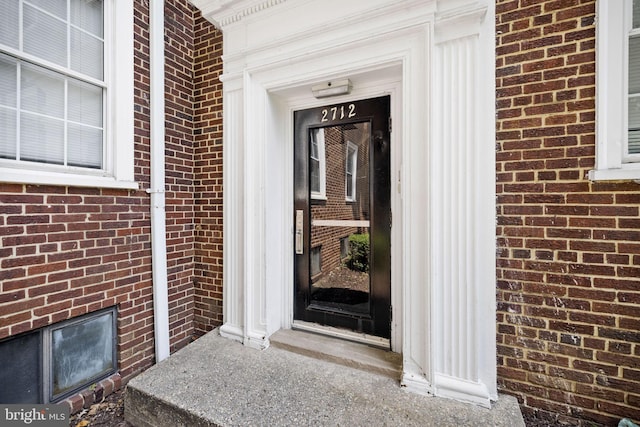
(431, 4), (496, 407)
(219, 86), (245, 343)
(400, 21), (433, 396)
(242, 72), (269, 349)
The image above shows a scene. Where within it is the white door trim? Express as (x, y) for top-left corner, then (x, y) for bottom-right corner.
(281, 75), (404, 353)
(192, 0), (497, 408)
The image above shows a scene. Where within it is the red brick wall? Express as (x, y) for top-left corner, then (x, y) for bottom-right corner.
(496, 1), (640, 425)
(0, 0), (221, 385)
(164, 0), (197, 353)
(193, 15), (224, 335)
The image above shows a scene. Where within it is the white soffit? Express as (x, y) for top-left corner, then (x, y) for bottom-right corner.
(190, 1), (488, 44)
(192, 0), (427, 29)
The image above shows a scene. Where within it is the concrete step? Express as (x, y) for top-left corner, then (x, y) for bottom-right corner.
(269, 328), (402, 380)
(125, 328), (525, 427)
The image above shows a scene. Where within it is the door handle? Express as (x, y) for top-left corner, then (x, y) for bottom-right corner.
(295, 210), (304, 254)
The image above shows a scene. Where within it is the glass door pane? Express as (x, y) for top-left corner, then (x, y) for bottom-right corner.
(309, 123), (371, 314)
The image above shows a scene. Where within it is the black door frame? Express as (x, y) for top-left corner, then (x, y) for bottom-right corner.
(293, 95), (391, 339)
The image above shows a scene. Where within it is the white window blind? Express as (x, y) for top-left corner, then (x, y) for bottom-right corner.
(0, 0), (104, 170)
(629, 0), (640, 155)
(591, 0), (640, 180)
(0, 54), (17, 159)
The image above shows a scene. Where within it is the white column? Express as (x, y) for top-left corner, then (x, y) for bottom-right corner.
(220, 84), (246, 342)
(242, 74), (269, 349)
(430, 6), (496, 408)
(400, 22), (433, 396)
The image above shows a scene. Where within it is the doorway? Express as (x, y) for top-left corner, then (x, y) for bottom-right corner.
(293, 96), (391, 339)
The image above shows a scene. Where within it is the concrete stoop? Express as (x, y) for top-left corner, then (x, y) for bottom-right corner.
(125, 328), (525, 427)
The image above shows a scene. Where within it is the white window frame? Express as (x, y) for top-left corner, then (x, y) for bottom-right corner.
(345, 140), (358, 202)
(591, 0), (640, 181)
(0, 1), (136, 189)
(310, 128), (326, 200)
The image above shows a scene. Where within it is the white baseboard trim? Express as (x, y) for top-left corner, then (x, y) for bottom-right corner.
(433, 373), (493, 409)
(219, 323), (243, 343)
(401, 371), (433, 396)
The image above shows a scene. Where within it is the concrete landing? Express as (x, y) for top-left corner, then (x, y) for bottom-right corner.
(125, 329), (525, 427)
(269, 329), (402, 380)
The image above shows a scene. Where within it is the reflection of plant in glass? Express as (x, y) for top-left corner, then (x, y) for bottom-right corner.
(345, 233), (369, 272)
(52, 314), (113, 396)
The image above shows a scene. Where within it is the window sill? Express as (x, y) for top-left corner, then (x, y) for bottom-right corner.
(588, 165), (640, 182)
(0, 168), (139, 190)
(311, 195), (327, 205)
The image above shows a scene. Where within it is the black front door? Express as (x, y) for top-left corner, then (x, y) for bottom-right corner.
(293, 96), (391, 339)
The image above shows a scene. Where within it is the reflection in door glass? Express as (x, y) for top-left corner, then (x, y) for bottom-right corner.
(309, 122), (370, 314)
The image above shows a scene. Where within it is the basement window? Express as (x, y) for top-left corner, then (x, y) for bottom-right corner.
(0, 308), (117, 403)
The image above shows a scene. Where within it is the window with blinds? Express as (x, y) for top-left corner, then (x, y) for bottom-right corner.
(629, 0), (640, 156)
(591, 0), (640, 180)
(0, 0), (105, 170)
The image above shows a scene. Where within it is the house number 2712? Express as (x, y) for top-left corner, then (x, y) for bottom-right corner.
(321, 104), (356, 122)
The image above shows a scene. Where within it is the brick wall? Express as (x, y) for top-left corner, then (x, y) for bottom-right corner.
(193, 14), (224, 335)
(496, 1), (640, 425)
(0, 0), (221, 388)
(164, 0), (197, 353)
